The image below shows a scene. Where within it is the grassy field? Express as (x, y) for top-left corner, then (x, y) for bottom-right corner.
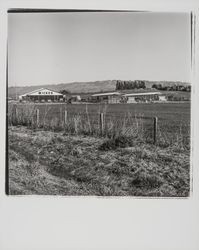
(34, 102), (190, 120)
(10, 102), (191, 122)
(8, 126), (190, 196)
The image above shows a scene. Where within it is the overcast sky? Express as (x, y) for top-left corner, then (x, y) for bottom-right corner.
(8, 12), (191, 87)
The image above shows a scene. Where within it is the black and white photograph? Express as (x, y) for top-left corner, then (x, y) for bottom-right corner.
(7, 10), (191, 197)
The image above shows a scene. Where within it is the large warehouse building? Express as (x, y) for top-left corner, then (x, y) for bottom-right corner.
(19, 88), (64, 102)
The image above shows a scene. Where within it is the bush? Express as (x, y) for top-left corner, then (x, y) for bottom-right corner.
(131, 172), (163, 189)
(99, 135), (137, 150)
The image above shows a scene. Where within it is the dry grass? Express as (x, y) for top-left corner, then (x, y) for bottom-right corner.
(8, 126), (190, 196)
(8, 103), (34, 126)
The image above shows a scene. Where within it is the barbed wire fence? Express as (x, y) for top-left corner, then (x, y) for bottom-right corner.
(8, 103), (190, 147)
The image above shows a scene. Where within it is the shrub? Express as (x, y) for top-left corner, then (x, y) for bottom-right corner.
(8, 103), (35, 127)
(131, 172), (163, 189)
(99, 135), (137, 150)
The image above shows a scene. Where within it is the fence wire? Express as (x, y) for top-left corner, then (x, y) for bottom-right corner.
(8, 103), (190, 147)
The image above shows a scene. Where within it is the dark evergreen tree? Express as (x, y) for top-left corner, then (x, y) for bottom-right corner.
(60, 89), (70, 95)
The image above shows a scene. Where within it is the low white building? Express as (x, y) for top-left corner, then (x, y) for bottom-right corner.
(122, 92), (166, 103)
(91, 92), (121, 104)
(19, 88), (64, 102)
(159, 95), (167, 101)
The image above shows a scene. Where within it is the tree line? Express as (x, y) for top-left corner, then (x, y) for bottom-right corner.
(116, 80), (146, 90)
(115, 80), (191, 92)
(152, 84), (191, 92)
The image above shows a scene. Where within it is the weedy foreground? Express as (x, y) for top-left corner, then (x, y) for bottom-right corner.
(8, 126), (190, 197)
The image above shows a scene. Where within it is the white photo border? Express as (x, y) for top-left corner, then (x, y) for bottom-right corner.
(0, 1), (199, 250)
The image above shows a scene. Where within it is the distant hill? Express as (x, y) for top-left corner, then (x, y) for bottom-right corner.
(8, 80), (117, 99)
(8, 80), (190, 99)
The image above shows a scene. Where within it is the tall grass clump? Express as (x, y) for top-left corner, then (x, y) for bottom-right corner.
(99, 113), (149, 150)
(157, 120), (190, 150)
(8, 103), (36, 127)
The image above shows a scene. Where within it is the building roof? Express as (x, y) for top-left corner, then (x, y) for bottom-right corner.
(19, 88), (63, 97)
(123, 92), (162, 97)
(92, 92), (121, 97)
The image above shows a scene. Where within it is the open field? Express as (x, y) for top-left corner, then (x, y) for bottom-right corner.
(8, 127), (190, 196)
(11, 102), (191, 121)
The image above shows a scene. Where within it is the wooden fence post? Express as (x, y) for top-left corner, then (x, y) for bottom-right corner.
(15, 105), (18, 124)
(64, 110), (67, 126)
(153, 116), (158, 144)
(60, 107), (62, 127)
(100, 113), (104, 135)
(36, 109), (39, 127)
